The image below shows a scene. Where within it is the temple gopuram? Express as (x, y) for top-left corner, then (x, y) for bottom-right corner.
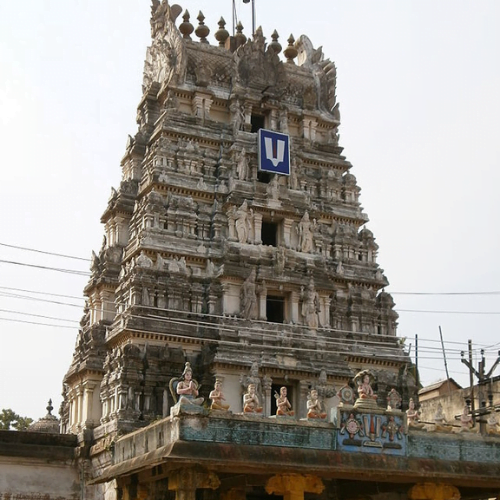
(2, 3), (499, 500)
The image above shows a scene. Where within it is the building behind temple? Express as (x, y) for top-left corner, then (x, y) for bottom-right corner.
(61, 0), (408, 437)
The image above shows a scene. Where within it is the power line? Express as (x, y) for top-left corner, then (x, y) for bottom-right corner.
(0, 286), (84, 301)
(397, 308), (500, 315)
(0, 259), (89, 276)
(0, 308), (79, 324)
(0, 317), (75, 329)
(0, 242), (90, 262)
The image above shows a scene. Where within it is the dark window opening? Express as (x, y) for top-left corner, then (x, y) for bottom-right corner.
(271, 383), (293, 416)
(261, 221), (278, 246)
(267, 295), (284, 323)
(257, 171), (271, 183)
(251, 114), (265, 133)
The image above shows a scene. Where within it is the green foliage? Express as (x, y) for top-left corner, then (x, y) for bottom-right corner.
(0, 408), (34, 431)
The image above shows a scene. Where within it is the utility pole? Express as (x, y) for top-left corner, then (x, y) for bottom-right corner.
(461, 342), (500, 434)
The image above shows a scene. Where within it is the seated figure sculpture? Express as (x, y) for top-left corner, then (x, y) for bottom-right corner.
(356, 370), (376, 399)
(243, 383), (263, 414)
(459, 404), (473, 432)
(406, 398), (425, 429)
(175, 362), (204, 406)
(275, 386), (294, 417)
(209, 379), (230, 411)
(307, 389), (327, 419)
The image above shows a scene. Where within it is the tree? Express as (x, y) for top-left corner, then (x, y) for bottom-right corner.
(0, 408), (33, 431)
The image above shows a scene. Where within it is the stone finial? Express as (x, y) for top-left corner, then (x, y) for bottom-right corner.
(195, 11), (210, 43)
(46, 399), (54, 415)
(235, 21), (247, 47)
(179, 10), (194, 40)
(268, 30), (282, 55)
(215, 17), (229, 47)
(284, 34), (298, 64)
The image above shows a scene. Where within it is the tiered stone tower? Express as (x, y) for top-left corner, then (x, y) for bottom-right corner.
(61, 1), (407, 437)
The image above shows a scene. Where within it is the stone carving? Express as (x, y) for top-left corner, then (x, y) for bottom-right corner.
(458, 404), (473, 432)
(300, 281), (320, 330)
(136, 251), (153, 268)
(240, 362), (262, 403)
(275, 386), (294, 417)
(241, 269), (258, 320)
(307, 389), (327, 419)
(386, 388), (402, 410)
(274, 247), (285, 275)
(243, 383), (263, 414)
(172, 362), (203, 407)
(355, 370), (376, 401)
(234, 200), (253, 244)
(406, 398), (425, 429)
(431, 403), (451, 432)
(230, 99), (245, 136)
(209, 379), (230, 411)
(142, 287), (150, 306)
(267, 175), (280, 200)
(297, 211), (314, 253)
(236, 147), (248, 180)
(486, 413), (500, 435)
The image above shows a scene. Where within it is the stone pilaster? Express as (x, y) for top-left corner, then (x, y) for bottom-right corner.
(408, 483), (460, 500)
(266, 474), (324, 500)
(168, 468), (220, 500)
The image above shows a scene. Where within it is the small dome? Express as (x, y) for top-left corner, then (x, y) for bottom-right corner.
(28, 400), (60, 434)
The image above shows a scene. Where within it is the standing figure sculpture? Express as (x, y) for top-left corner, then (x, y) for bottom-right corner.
(176, 362), (204, 406)
(297, 211), (314, 253)
(209, 379), (230, 411)
(236, 147), (248, 180)
(307, 389), (327, 419)
(243, 384), (263, 414)
(300, 281), (320, 330)
(275, 387), (294, 416)
(235, 200), (253, 244)
(241, 268), (258, 320)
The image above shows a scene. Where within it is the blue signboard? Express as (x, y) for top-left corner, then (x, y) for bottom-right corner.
(258, 129), (290, 176)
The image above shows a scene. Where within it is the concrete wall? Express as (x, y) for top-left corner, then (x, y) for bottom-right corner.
(0, 431), (80, 500)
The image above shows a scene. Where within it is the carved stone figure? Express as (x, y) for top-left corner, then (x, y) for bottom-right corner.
(459, 404), (473, 432)
(235, 200), (253, 244)
(209, 379), (230, 411)
(486, 413), (500, 435)
(297, 211), (314, 253)
(301, 281), (320, 329)
(386, 388), (402, 410)
(243, 383), (263, 414)
(274, 247), (285, 275)
(307, 389), (327, 419)
(354, 370), (376, 400)
(406, 398), (425, 429)
(230, 99), (245, 136)
(236, 147), (248, 180)
(275, 386), (294, 417)
(136, 251), (153, 268)
(241, 268), (258, 320)
(432, 403), (451, 432)
(175, 362), (203, 406)
(267, 175), (280, 200)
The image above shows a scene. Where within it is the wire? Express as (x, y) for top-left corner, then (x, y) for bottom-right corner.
(0, 308), (79, 324)
(0, 291), (82, 308)
(390, 290), (500, 296)
(0, 286), (84, 301)
(0, 242), (90, 262)
(0, 259), (89, 276)
(0, 317), (75, 329)
(398, 308), (500, 315)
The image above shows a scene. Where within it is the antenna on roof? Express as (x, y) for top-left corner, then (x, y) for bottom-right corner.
(233, 0), (256, 36)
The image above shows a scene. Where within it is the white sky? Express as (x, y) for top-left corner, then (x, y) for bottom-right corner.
(1, 0), (499, 421)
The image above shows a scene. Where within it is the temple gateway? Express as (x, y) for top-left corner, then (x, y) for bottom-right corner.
(1, 3), (499, 500)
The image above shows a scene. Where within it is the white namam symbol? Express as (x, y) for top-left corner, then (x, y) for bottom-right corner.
(264, 137), (285, 167)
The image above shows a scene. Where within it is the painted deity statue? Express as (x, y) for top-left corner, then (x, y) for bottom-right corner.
(243, 383), (263, 414)
(176, 362), (203, 406)
(354, 370), (376, 400)
(307, 389), (327, 419)
(406, 398), (425, 429)
(432, 403), (451, 432)
(275, 386), (294, 417)
(209, 379), (230, 411)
